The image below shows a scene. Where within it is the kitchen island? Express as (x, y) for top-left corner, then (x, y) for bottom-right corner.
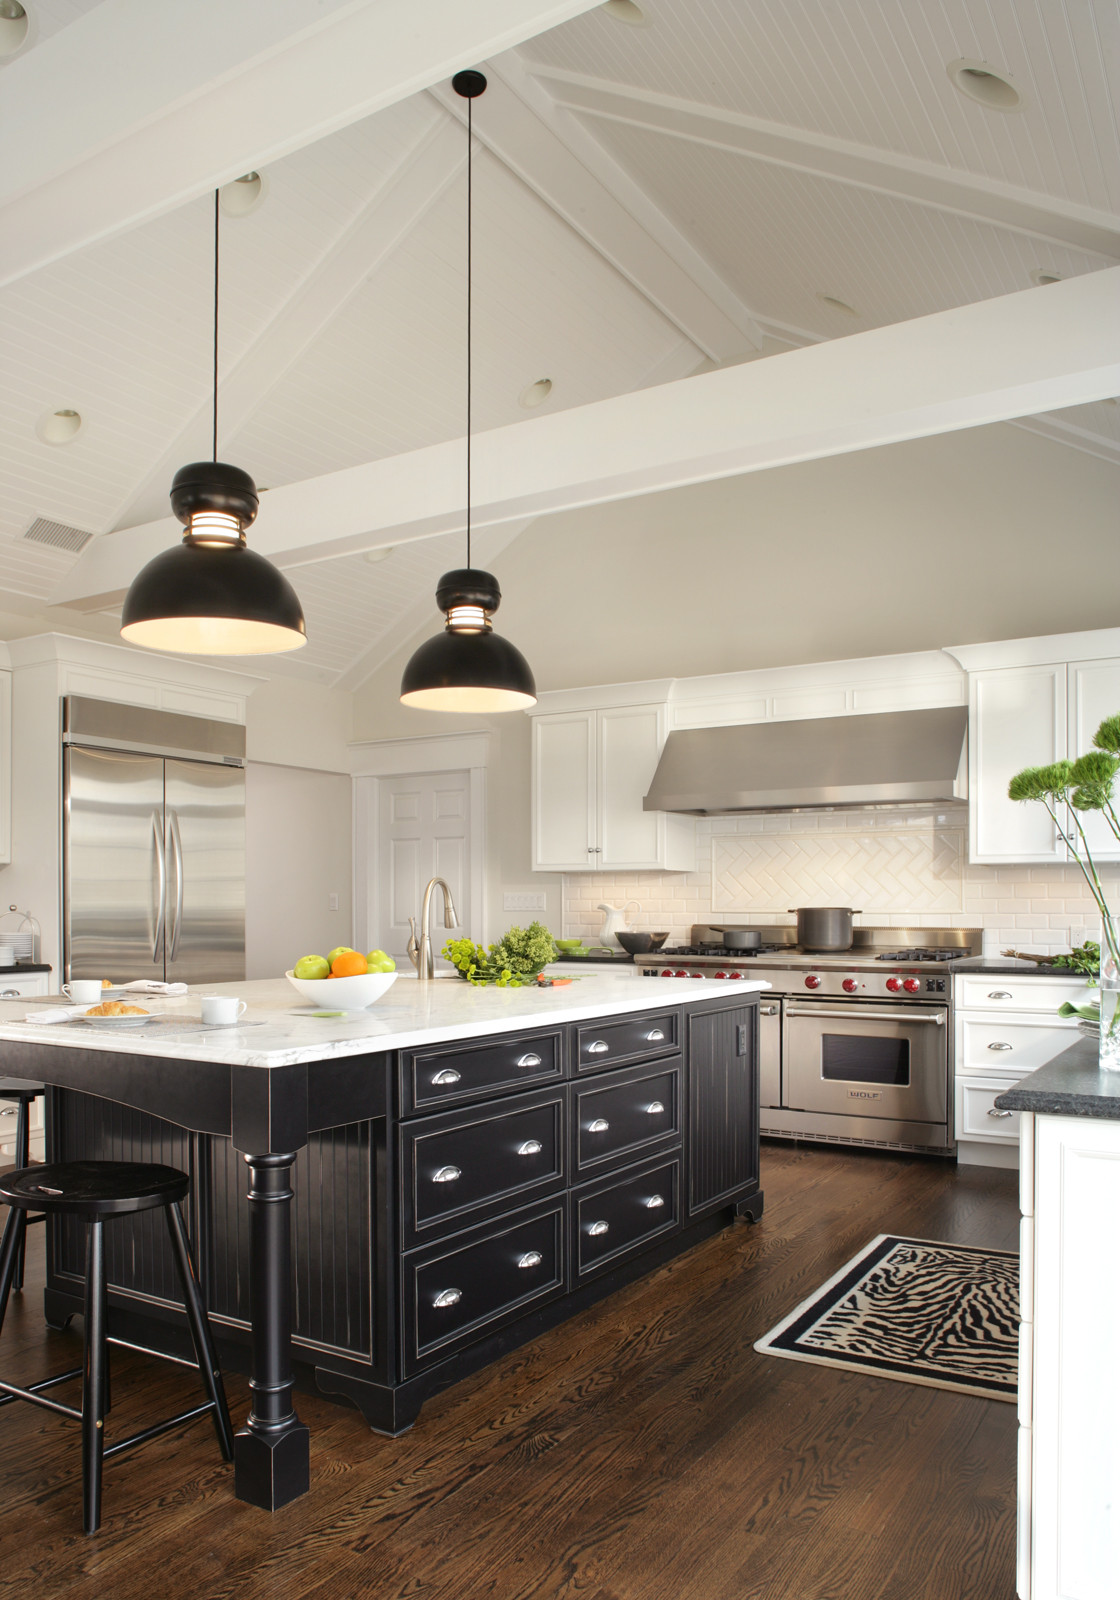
(0, 974), (767, 1513)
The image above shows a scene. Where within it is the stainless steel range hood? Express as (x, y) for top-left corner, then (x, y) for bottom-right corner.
(643, 706), (968, 814)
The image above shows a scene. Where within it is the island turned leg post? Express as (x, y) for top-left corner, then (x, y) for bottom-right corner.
(235, 1152), (309, 1510)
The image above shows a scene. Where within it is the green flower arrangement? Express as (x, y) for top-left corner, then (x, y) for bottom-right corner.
(442, 922), (559, 986)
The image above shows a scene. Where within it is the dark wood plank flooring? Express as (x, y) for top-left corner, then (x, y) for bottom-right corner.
(0, 1142), (1020, 1600)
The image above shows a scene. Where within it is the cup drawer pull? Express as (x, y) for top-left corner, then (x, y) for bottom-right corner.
(587, 1118), (610, 1133)
(431, 1068), (461, 1086)
(585, 1040), (609, 1055)
(587, 1220), (609, 1236)
(987, 1108), (1014, 1119)
(645, 1028), (665, 1042)
(517, 1052), (543, 1068)
(987, 991), (1013, 1000)
(432, 1288), (461, 1308)
(988, 1042), (1013, 1051)
(517, 1251), (543, 1270)
(644, 1195), (666, 1209)
(645, 1101), (665, 1116)
(432, 1165), (462, 1183)
(518, 1139), (543, 1157)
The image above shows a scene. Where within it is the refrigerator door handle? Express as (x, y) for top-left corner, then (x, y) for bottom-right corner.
(152, 812), (166, 964)
(167, 809), (185, 964)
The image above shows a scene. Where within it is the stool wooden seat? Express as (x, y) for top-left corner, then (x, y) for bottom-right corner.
(0, 1159), (234, 1532)
(0, 1077), (46, 1292)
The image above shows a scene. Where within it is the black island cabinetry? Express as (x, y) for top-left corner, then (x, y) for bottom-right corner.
(42, 992), (762, 1436)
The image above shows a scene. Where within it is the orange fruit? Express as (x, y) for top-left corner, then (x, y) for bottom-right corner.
(331, 950), (367, 978)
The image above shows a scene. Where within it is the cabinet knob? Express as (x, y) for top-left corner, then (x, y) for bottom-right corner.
(645, 1101), (665, 1116)
(0, 1107), (16, 1118)
(586, 1040), (609, 1055)
(431, 1068), (461, 1086)
(0, 989), (20, 999)
(987, 1041), (1013, 1051)
(432, 1165), (462, 1184)
(587, 1118), (610, 1133)
(517, 1139), (543, 1157)
(516, 1053), (543, 1069)
(432, 1288), (461, 1308)
(645, 1028), (665, 1042)
(517, 1251), (543, 1270)
(987, 991), (1013, 1000)
(987, 1108), (1014, 1119)
(644, 1195), (666, 1209)
(587, 1220), (609, 1236)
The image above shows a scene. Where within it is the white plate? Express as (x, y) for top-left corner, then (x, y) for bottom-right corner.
(79, 1012), (158, 1028)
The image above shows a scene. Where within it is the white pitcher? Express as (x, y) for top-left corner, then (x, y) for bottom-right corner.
(597, 901), (640, 950)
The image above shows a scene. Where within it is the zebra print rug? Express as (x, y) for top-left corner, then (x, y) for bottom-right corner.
(754, 1235), (1018, 1402)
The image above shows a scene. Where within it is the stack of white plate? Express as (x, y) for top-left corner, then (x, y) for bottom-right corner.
(0, 932), (34, 963)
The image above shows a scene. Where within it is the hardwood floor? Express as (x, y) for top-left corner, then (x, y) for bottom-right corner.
(0, 1142), (1020, 1600)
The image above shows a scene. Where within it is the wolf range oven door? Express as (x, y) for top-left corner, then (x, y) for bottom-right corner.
(783, 1002), (948, 1125)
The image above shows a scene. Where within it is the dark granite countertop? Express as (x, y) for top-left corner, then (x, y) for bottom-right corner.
(949, 958), (1093, 976)
(994, 1036), (1120, 1120)
(0, 964), (52, 975)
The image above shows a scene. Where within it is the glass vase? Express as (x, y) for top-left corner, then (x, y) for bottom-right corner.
(1099, 919), (1120, 1073)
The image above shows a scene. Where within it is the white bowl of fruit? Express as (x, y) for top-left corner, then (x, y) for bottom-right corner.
(286, 947), (398, 1008)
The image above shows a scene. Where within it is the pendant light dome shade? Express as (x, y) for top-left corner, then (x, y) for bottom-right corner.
(400, 568), (535, 712)
(120, 461), (307, 655)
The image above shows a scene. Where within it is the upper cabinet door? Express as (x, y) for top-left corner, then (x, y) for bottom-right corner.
(598, 705), (665, 870)
(1068, 658), (1120, 863)
(970, 666), (1067, 864)
(532, 711), (597, 872)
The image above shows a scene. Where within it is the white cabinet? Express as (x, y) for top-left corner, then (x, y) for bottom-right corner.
(1068, 656), (1120, 861)
(0, 1087), (44, 1164)
(1018, 1110), (1120, 1600)
(531, 704), (694, 873)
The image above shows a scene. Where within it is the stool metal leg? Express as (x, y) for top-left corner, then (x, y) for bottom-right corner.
(13, 1100), (29, 1292)
(164, 1202), (234, 1460)
(0, 1205), (28, 1341)
(82, 1219), (107, 1535)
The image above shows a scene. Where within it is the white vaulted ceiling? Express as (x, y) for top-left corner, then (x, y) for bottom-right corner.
(2, 0), (1118, 685)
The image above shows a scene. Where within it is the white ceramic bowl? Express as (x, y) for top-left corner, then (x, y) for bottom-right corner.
(285, 969), (398, 1009)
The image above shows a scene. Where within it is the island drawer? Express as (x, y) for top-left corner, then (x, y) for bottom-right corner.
(399, 1087), (566, 1247)
(401, 1027), (564, 1114)
(572, 1154), (680, 1281)
(403, 1200), (565, 1372)
(571, 1060), (681, 1176)
(573, 1009), (678, 1074)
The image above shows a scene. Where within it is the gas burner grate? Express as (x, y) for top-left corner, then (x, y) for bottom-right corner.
(874, 948), (960, 962)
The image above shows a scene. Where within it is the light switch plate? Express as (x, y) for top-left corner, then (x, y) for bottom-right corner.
(329, 892), (339, 911)
(503, 890), (547, 912)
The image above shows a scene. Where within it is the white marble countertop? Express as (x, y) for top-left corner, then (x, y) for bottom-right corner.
(0, 974), (770, 1070)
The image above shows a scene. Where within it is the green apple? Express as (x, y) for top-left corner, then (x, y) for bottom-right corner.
(326, 946), (355, 967)
(294, 954), (330, 980)
(366, 949), (395, 973)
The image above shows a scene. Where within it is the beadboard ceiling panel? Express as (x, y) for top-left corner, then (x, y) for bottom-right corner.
(524, 0), (1120, 211)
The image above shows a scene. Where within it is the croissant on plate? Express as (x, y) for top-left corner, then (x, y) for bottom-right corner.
(84, 1001), (149, 1017)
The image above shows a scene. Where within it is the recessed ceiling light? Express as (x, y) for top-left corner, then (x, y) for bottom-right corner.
(602, 1), (649, 25)
(219, 171), (267, 218)
(35, 408), (83, 446)
(1030, 269), (1063, 287)
(816, 294), (858, 317)
(363, 546), (395, 564)
(947, 58), (1024, 113)
(0, 1), (29, 57)
(518, 378), (553, 409)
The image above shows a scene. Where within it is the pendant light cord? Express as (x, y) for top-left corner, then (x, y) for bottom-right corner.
(212, 188), (220, 463)
(465, 94), (473, 572)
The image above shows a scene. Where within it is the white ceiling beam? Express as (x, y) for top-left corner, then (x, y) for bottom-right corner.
(437, 56), (764, 360)
(49, 268), (1120, 611)
(0, 0), (603, 288)
(108, 114), (466, 533)
(535, 68), (1120, 261)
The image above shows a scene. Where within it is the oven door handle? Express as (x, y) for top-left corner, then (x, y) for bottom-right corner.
(785, 1004), (945, 1025)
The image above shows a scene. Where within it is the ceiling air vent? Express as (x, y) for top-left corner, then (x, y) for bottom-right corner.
(22, 517), (95, 554)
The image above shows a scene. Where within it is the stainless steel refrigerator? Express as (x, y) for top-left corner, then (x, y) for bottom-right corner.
(62, 696), (245, 985)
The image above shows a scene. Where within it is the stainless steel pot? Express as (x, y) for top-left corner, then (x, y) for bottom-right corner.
(788, 907), (861, 952)
(722, 929), (762, 951)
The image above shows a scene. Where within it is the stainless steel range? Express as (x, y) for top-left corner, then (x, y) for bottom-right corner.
(634, 926), (983, 1155)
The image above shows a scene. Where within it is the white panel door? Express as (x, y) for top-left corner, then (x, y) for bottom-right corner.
(598, 704), (663, 869)
(376, 771), (470, 965)
(532, 712), (596, 871)
(970, 666), (1066, 864)
(1069, 658), (1120, 863)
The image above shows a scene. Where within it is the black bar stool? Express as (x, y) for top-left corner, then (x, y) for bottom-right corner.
(0, 1159), (235, 1533)
(0, 1077), (45, 1292)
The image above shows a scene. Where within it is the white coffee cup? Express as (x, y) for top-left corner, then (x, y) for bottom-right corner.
(63, 979), (104, 1004)
(201, 995), (247, 1026)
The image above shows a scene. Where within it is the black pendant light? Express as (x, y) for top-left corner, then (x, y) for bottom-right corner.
(121, 192), (306, 656)
(400, 71), (536, 713)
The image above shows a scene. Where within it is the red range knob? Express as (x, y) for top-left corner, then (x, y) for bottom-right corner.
(727, 971), (742, 979)
(886, 976), (903, 992)
(842, 978), (859, 993)
(903, 977), (921, 994)
(660, 969), (674, 977)
(691, 972), (706, 979)
(714, 971), (728, 979)
(673, 969), (688, 978)
(804, 974), (822, 989)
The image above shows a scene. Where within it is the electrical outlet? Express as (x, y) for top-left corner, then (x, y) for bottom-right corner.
(329, 893), (339, 912)
(503, 890), (546, 912)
